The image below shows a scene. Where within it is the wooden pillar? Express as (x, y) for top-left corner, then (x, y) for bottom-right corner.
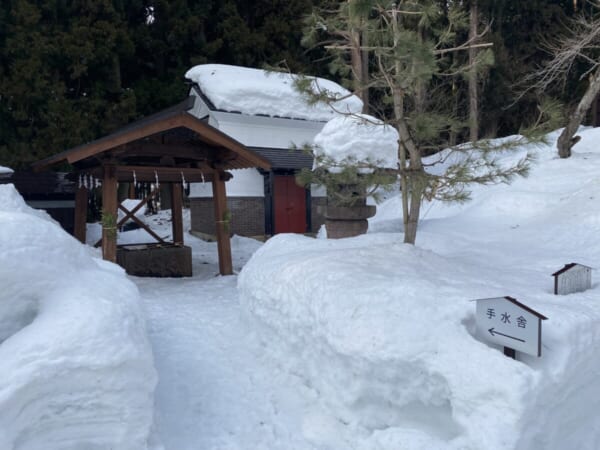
(171, 182), (184, 245)
(74, 186), (88, 244)
(212, 172), (233, 275)
(102, 164), (118, 263)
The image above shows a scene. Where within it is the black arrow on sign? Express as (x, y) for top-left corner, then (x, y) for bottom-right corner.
(488, 328), (525, 343)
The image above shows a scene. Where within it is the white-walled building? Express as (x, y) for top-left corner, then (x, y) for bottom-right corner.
(184, 64), (362, 237)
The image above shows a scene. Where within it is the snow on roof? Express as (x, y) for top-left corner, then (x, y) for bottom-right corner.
(312, 114), (399, 172)
(0, 165), (13, 176)
(185, 64), (363, 122)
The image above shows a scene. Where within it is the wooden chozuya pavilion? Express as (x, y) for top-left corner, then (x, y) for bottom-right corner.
(32, 97), (271, 276)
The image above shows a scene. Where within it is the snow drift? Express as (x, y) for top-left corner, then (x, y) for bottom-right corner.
(0, 185), (157, 450)
(239, 128), (600, 449)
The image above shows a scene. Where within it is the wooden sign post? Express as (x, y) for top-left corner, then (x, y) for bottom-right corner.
(475, 296), (548, 359)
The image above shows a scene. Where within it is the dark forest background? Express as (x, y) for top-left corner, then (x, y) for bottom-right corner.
(0, 0), (583, 169)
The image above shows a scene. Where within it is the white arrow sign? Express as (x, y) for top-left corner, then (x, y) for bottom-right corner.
(475, 296), (548, 357)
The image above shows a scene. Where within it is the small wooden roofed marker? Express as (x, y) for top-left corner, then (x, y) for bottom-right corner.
(551, 263), (593, 295)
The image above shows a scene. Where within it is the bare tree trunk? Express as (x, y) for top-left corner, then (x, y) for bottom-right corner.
(468, 0), (479, 142)
(394, 88), (410, 234)
(415, 24), (426, 113)
(361, 28), (370, 112)
(449, 56), (458, 146)
(350, 20), (369, 112)
(350, 28), (366, 110)
(557, 67), (600, 158)
(391, 4), (425, 244)
(404, 176), (423, 244)
(397, 116), (424, 245)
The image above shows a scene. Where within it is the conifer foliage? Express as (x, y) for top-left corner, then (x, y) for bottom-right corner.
(302, 0), (559, 244)
(0, 0), (324, 169)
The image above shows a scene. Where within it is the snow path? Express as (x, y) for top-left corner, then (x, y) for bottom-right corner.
(135, 263), (316, 450)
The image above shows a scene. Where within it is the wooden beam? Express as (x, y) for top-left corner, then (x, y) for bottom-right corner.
(94, 188), (164, 247)
(86, 166), (225, 183)
(32, 114), (187, 171)
(119, 209), (167, 244)
(74, 186), (88, 244)
(102, 164), (118, 263)
(33, 109), (271, 172)
(118, 142), (218, 160)
(180, 114), (271, 169)
(212, 171), (233, 275)
(171, 183), (184, 245)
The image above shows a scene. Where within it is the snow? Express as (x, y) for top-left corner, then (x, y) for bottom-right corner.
(313, 114), (399, 172)
(118, 198), (148, 222)
(239, 127), (600, 449)
(0, 184), (157, 450)
(6, 126), (600, 449)
(185, 64), (363, 122)
(0, 165), (13, 175)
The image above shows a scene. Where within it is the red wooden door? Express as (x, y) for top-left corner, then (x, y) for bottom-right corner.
(273, 175), (307, 234)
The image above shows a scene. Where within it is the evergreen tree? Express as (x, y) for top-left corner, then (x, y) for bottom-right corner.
(302, 0), (559, 244)
(205, 0), (325, 74)
(478, 0), (573, 137)
(0, 0), (135, 168)
(121, 0), (216, 115)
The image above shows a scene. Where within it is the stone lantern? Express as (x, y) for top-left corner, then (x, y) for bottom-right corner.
(306, 114), (399, 239)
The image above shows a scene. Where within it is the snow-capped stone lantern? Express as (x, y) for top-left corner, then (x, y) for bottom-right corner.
(299, 114), (398, 238)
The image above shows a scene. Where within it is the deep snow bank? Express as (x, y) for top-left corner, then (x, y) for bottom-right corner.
(0, 185), (157, 450)
(239, 234), (600, 449)
(239, 129), (600, 449)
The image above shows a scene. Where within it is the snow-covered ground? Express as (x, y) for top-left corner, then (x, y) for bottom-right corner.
(4, 128), (600, 449)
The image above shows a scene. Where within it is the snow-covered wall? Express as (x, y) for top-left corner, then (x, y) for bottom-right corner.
(190, 168), (264, 198)
(0, 185), (157, 450)
(208, 111), (325, 149)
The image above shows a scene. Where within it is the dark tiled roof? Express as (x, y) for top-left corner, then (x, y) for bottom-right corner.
(248, 147), (313, 170)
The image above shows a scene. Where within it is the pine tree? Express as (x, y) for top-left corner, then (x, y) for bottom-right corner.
(478, 0), (572, 137)
(0, 0), (136, 168)
(302, 0), (558, 244)
(205, 0), (325, 74)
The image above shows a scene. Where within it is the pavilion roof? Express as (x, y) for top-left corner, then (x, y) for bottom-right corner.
(32, 96), (271, 175)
